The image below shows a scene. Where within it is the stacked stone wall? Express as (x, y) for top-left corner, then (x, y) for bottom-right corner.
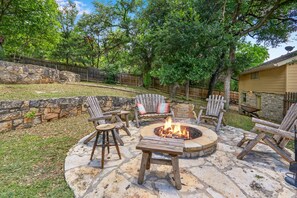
(0, 96), (134, 132)
(0, 61), (80, 84)
(240, 91), (284, 122)
(0, 61), (60, 84)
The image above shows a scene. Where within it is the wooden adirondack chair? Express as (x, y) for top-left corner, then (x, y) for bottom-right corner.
(84, 96), (131, 145)
(134, 94), (174, 128)
(197, 95), (226, 132)
(237, 103), (297, 162)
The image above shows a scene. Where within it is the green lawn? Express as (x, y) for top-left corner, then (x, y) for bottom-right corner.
(0, 114), (93, 197)
(0, 83), (143, 100)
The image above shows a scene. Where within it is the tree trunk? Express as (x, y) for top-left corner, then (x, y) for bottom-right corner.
(224, 45), (236, 109)
(170, 83), (179, 99)
(185, 80), (190, 100)
(224, 68), (232, 109)
(207, 52), (225, 97)
(207, 69), (219, 97)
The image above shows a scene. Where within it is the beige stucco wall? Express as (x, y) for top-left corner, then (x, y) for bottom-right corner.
(286, 62), (297, 92)
(239, 66), (286, 94)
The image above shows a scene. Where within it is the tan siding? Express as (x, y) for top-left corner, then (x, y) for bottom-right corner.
(286, 63), (297, 92)
(239, 67), (286, 94)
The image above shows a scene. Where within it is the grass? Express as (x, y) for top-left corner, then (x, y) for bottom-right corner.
(224, 110), (254, 131)
(0, 83), (150, 101)
(0, 114), (93, 197)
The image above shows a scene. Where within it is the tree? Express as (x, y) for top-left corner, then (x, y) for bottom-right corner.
(52, 0), (78, 64)
(219, 0), (297, 108)
(143, 0), (229, 98)
(0, 0), (60, 58)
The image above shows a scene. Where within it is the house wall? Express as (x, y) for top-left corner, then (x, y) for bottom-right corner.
(286, 62), (297, 92)
(239, 66), (286, 94)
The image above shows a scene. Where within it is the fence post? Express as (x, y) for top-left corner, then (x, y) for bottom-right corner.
(87, 70), (89, 82)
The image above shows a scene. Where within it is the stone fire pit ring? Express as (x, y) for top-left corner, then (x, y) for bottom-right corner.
(140, 123), (218, 158)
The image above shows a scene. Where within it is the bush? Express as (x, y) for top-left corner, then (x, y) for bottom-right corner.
(104, 72), (117, 84)
(143, 73), (152, 88)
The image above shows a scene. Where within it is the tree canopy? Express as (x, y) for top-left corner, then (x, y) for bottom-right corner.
(0, 0), (296, 103)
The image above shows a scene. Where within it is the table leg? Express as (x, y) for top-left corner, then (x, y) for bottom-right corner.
(138, 152), (150, 184)
(125, 114), (129, 127)
(106, 131), (110, 154)
(146, 152), (152, 170)
(171, 155), (182, 190)
(101, 131), (106, 169)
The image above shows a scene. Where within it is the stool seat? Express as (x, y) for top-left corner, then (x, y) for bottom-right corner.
(96, 123), (115, 131)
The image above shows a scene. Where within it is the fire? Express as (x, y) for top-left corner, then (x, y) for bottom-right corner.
(156, 117), (190, 140)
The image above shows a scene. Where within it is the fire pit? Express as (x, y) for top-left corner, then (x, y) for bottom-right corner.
(140, 118), (218, 158)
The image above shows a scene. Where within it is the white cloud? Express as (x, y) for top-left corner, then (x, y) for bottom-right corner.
(73, 1), (91, 15)
(56, 0), (91, 15)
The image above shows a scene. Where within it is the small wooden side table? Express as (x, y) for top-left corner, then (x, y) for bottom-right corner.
(90, 124), (121, 168)
(119, 110), (130, 127)
(136, 136), (184, 190)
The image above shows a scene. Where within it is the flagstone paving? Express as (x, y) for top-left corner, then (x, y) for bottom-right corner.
(64, 120), (297, 198)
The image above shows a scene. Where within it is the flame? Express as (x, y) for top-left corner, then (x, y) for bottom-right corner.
(164, 117), (172, 130)
(158, 117), (190, 140)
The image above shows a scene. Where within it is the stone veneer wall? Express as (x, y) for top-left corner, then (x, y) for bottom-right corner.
(0, 60), (60, 84)
(0, 96), (134, 132)
(241, 92), (284, 122)
(0, 61), (80, 84)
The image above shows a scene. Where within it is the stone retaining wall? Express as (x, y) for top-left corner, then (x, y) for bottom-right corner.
(0, 60), (60, 84)
(0, 61), (80, 84)
(0, 96), (134, 132)
(0, 96), (197, 132)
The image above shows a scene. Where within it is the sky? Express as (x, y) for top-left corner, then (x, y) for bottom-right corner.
(56, 0), (297, 62)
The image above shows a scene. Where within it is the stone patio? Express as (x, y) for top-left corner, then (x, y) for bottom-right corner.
(64, 120), (297, 198)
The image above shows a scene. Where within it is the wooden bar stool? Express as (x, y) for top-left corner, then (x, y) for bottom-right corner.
(136, 136), (184, 190)
(90, 124), (121, 168)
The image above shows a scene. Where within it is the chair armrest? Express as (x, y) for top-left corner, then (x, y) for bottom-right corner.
(220, 109), (226, 113)
(103, 110), (121, 115)
(254, 123), (294, 140)
(252, 118), (280, 128)
(88, 115), (112, 122)
(199, 106), (206, 110)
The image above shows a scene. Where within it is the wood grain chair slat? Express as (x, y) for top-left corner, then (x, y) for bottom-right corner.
(197, 95), (226, 132)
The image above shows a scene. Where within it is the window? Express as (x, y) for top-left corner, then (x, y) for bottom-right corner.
(256, 95), (261, 109)
(251, 72), (259, 79)
(242, 92), (247, 103)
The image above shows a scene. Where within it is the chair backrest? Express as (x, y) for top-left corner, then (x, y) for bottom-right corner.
(86, 96), (106, 125)
(279, 103), (297, 131)
(205, 95), (226, 117)
(273, 103), (297, 146)
(135, 94), (165, 113)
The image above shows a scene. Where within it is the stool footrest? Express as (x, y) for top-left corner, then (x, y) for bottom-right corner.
(151, 158), (172, 166)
